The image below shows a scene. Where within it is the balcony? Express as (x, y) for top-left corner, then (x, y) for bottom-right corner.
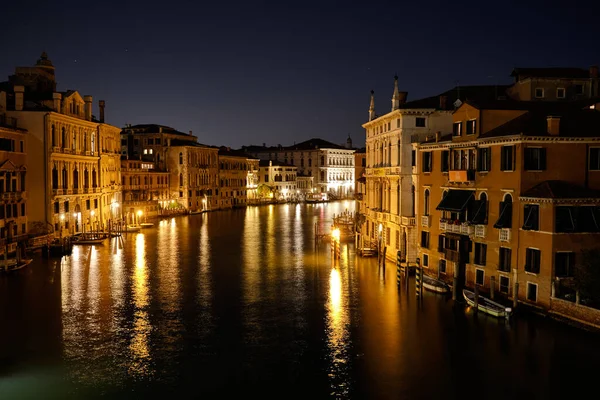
(401, 216), (416, 226)
(448, 169), (475, 184)
(421, 215), (430, 227)
(1, 191), (26, 200)
(499, 228), (511, 242)
(439, 220), (447, 231)
(474, 225), (486, 238)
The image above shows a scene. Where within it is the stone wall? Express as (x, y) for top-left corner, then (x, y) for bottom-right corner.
(550, 297), (600, 329)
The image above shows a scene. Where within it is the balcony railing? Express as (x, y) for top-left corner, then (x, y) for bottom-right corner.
(401, 216), (415, 226)
(421, 215), (430, 227)
(474, 225), (486, 238)
(448, 169), (476, 183)
(499, 228), (511, 242)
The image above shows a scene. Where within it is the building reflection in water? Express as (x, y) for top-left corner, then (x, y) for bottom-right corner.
(129, 233), (153, 378)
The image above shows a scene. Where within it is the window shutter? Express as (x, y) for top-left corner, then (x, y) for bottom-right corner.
(540, 148), (547, 170)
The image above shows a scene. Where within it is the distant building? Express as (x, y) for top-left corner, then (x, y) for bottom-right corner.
(507, 66), (599, 101)
(0, 101), (28, 252)
(1, 53), (121, 236)
(120, 159), (169, 224)
(354, 147), (366, 213)
(121, 124), (219, 212)
(258, 160), (297, 201)
(217, 147), (259, 209)
(242, 138), (355, 199)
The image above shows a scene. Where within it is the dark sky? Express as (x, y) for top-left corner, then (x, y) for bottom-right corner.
(1, 0), (598, 148)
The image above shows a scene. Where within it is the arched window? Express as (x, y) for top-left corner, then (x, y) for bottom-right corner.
(494, 193), (513, 229)
(73, 169), (79, 189)
(84, 169), (89, 188)
(62, 167), (68, 189)
(388, 142), (392, 165)
(424, 189), (430, 216)
(51, 125), (56, 147)
(92, 169), (97, 188)
(72, 131), (76, 150)
(52, 166), (58, 189)
(179, 152), (183, 165)
(411, 185), (415, 216)
(320, 156), (325, 165)
(91, 133), (95, 154)
(61, 127), (66, 148)
(397, 140), (401, 166)
(179, 173), (184, 186)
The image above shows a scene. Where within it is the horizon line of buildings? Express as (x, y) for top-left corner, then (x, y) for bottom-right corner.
(0, 53), (365, 242)
(359, 65), (600, 327)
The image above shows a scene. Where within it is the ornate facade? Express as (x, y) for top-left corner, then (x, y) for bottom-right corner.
(1, 53), (122, 236)
(121, 159), (169, 223)
(217, 148), (259, 209)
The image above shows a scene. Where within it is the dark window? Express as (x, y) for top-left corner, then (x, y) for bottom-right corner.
(474, 242), (487, 266)
(556, 88), (565, 99)
(525, 248), (541, 274)
(439, 259), (446, 274)
(416, 117), (426, 127)
(494, 196), (513, 229)
(0, 138), (14, 151)
(527, 283), (538, 302)
(500, 276), (509, 294)
(64, 201), (69, 212)
(21, 203), (25, 216)
(441, 151), (449, 172)
(466, 120), (476, 135)
(411, 150), (416, 167)
(469, 194), (487, 225)
(535, 88), (544, 98)
(437, 235), (445, 252)
(424, 189), (430, 216)
(420, 231), (429, 249)
(476, 269), (484, 285)
(54, 202), (59, 214)
(361, 158), (366, 167)
(523, 204), (540, 230)
(423, 254), (429, 267)
(499, 247), (511, 272)
(94, 199), (98, 209)
(453, 122), (462, 136)
(524, 148), (546, 171)
(575, 84), (584, 95)
(477, 148), (491, 172)
(86, 200), (90, 210)
(422, 152), (432, 173)
(589, 148), (600, 171)
(500, 146), (514, 171)
(555, 252), (575, 278)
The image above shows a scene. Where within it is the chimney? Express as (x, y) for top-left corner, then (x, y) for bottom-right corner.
(52, 93), (62, 112)
(547, 116), (560, 136)
(263, 142), (266, 147)
(99, 100), (105, 122)
(590, 65), (599, 78)
(84, 95), (93, 121)
(189, 130), (193, 135)
(439, 95), (448, 110)
(435, 131), (441, 142)
(14, 85), (24, 111)
(398, 91), (407, 104)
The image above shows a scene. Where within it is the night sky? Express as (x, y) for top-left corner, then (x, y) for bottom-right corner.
(2, 0), (598, 148)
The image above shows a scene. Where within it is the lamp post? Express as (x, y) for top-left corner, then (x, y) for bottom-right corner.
(137, 210), (143, 225)
(378, 223), (383, 266)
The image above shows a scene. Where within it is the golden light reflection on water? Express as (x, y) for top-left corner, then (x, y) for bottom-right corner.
(327, 266), (350, 397)
(129, 233), (153, 378)
(157, 219), (181, 313)
(243, 207), (261, 306)
(198, 215), (212, 309)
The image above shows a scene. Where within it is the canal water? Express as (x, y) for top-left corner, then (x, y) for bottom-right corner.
(1, 201), (600, 399)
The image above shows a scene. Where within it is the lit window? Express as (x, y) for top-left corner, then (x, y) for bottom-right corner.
(143, 149), (148, 154)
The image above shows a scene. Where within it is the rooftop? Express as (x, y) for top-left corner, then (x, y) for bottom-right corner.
(258, 159), (295, 167)
(122, 124), (192, 137)
(511, 67), (592, 80)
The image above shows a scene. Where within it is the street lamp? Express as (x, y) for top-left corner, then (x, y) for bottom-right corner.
(137, 210), (143, 225)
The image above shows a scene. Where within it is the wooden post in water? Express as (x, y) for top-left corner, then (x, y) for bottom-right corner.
(490, 276), (495, 300)
(452, 263), (458, 301)
(415, 258), (422, 299)
(396, 251), (402, 288)
(474, 285), (479, 310)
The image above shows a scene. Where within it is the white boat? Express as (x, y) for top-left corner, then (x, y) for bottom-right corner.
(140, 222), (154, 228)
(422, 275), (451, 294)
(73, 237), (105, 245)
(463, 289), (512, 318)
(0, 258), (33, 272)
(189, 210), (202, 215)
(125, 225), (141, 232)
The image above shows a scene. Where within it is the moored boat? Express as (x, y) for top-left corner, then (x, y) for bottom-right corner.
(125, 225), (141, 232)
(140, 222), (154, 228)
(463, 289), (512, 318)
(422, 275), (451, 294)
(0, 258), (33, 272)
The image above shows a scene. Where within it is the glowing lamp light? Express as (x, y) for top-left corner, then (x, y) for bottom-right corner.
(137, 210), (143, 217)
(331, 228), (341, 242)
(60, 214), (65, 221)
(90, 210), (95, 217)
(378, 224), (383, 233)
(73, 213), (77, 218)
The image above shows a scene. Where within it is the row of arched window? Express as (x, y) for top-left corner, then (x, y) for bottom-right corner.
(52, 166), (97, 190)
(51, 125), (95, 153)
